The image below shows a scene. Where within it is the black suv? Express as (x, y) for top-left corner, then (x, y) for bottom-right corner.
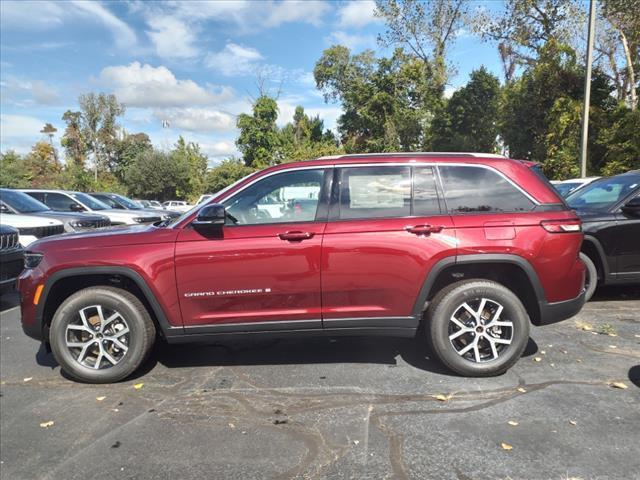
(0, 224), (23, 295)
(567, 170), (640, 300)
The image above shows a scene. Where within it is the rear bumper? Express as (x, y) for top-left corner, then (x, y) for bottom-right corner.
(537, 289), (586, 325)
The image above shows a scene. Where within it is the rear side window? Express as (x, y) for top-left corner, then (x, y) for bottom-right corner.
(338, 166), (411, 219)
(45, 192), (75, 211)
(439, 165), (534, 213)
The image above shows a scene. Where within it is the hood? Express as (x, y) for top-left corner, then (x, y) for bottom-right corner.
(28, 224), (179, 250)
(0, 213), (63, 228)
(26, 211), (108, 222)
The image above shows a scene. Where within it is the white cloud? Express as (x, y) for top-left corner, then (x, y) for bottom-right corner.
(153, 108), (236, 133)
(326, 31), (375, 51)
(205, 43), (264, 77)
(70, 1), (137, 48)
(0, 114), (58, 154)
(0, 77), (60, 106)
(199, 140), (238, 159)
(337, 0), (380, 28)
(0, 1), (136, 48)
(277, 96), (342, 131)
(146, 16), (198, 59)
(264, 1), (330, 28)
(99, 62), (235, 108)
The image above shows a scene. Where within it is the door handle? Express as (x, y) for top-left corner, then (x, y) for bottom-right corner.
(278, 231), (315, 241)
(405, 224), (444, 236)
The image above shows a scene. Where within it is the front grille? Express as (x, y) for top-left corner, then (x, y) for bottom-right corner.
(75, 218), (111, 230)
(0, 231), (20, 251)
(141, 216), (161, 224)
(0, 258), (23, 282)
(19, 225), (65, 238)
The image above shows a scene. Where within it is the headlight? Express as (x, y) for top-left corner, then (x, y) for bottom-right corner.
(24, 252), (44, 269)
(68, 220), (84, 229)
(133, 217), (147, 223)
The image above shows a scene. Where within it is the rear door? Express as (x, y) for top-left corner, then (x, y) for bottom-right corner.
(321, 164), (456, 328)
(175, 167), (331, 328)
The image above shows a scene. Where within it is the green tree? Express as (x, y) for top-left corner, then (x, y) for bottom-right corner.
(113, 132), (152, 182)
(61, 110), (87, 167)
(595, 106), (640, 175)
(0, 151), (30, 188)
(279, 106), (342, 161)
(171, 137), (208, 201)
(314, 46), (441, 152)
(236, 96), (281, 168)
(125, 149), (190, 202)
(432, 67), (501, 152)
(78, 93), (125, 179)
(24, 142), (62, 187)
(375, 0), (467, 91)
(204, 158), (256, 194)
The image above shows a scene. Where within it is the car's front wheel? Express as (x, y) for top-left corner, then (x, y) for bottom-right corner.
(49, 286), (155, 383)
(580, 252), (598, 302)
(425, 280), (530, 377)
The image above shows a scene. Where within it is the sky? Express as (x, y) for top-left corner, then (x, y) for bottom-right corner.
(0, 0), (506, 165)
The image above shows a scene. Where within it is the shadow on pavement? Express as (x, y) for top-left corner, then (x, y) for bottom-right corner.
(591, 285), (640, 302)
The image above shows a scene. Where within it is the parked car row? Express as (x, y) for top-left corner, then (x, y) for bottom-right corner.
(0, 189), (184, 248)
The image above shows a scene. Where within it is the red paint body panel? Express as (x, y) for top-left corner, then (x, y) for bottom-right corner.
(321, 216), (456, 318)
(175, 222), (325, 325)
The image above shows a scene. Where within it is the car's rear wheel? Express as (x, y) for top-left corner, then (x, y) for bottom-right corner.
(425, 280), (530, 377)
(580, 252), (598, 302)
(50, 286), (155, 383)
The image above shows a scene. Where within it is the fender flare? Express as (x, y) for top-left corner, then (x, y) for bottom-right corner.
(36, 266), (176, 338)
(411, 253), (547, 318)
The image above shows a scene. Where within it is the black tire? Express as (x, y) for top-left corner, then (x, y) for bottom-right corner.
(425, 279), (530, 377)
(580, 252), (598, 302)
(50, 286), (155, 383)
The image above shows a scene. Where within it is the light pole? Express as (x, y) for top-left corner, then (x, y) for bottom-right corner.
(579, 0), (597, 178)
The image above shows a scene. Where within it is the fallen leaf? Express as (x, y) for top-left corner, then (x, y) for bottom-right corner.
(507, 420), (519, 426)
(500, 442), (513, 451)
(39, 421), (54, 428)
(133, 383), (144, 390)
(540, 350), (546, 355)
(353, 440), (360, 445)
(434, 394), (450, 402)
(608, 333), (618, 337)
(228, 423), (235, 429)
(608, 345), (617, 349)
(610, 382), (628, 390)
(23, 377), (33, 382)
(576, 359), (582, 363)
(517, 387), (527, 393)
(569, 420), (577, 426)
(634, 334), (640, 338)
(533, 357), (542, 362)
(96, 396), (106, 402)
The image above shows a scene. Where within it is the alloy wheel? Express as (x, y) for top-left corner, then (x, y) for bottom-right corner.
(65, 305), (130, 369)
(448, 297), (514, 363)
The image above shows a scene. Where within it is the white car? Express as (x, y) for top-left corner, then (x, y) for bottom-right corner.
(551, 177), (600, 197)
(162, 200), (191, 212)
(0, 212), (64, 246)
(21, 190), (161, 226)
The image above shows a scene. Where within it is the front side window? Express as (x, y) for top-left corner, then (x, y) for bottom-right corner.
(439, 165), (535, 213)
(0, 189), (49, 213)
(222, 169), (326, 225)
(92, 194), (122, 209)
(70, 192), (109, 210)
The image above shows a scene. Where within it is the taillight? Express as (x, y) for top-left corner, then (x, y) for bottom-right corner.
(540, 219), (582, 233)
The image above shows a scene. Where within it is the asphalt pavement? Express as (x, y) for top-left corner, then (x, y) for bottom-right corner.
(1, 287), (639, 480)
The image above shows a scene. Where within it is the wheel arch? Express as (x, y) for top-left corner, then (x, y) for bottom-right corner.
(413, 254), (546, 325)
(581, 235), (608, 283)
(37, 267), (175, 341)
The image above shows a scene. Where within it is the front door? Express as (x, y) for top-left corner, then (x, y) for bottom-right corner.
(175, 168), (330, 329)
(321, 165), (456, 327)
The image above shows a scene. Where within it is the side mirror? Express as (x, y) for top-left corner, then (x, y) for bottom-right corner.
(70, 203), (85, 212)
(621, 197), (640, 217)
(193, 203), (226, 227)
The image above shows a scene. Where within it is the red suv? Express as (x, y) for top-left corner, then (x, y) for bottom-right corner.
(19, 153), (586, 383)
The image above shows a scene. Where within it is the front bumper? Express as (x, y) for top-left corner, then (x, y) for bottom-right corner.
(537, 289), (586, 325)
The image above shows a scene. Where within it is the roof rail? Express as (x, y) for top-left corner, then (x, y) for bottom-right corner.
(316, 152), (507, 160)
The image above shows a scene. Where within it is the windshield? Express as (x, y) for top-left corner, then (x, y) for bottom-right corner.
(113, 194), (142, 209)
(567, 174), (640, 211)
(71, 192), (110, 210)
(165, 172), (256, 228)
(0, 189), (50, 213)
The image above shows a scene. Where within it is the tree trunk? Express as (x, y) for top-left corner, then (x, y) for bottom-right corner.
(620, 30), (637, 110)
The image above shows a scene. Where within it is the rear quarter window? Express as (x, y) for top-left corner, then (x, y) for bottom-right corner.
(439, 165), (535, 213)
